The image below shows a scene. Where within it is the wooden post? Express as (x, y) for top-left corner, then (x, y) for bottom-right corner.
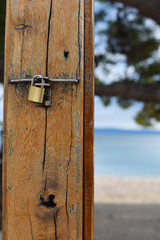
(84, 0), (94, 239)
(3, 0), (94, 239)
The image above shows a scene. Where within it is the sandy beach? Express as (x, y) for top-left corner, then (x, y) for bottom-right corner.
(95, 177), (160, 240)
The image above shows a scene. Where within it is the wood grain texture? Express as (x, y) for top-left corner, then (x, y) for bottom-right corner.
(84, 0), (94, 239)
(3, 0), (84, 239)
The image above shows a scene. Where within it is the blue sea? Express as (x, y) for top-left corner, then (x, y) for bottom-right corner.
(95, 129), (160, 177)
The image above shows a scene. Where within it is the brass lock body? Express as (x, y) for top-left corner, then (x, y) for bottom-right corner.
(28, 86), (45, 103)
(28, 75), (45, 103)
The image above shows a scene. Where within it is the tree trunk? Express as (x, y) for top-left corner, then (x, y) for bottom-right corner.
(95, 81), (160, 103)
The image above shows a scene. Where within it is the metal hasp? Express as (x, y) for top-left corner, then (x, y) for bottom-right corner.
(9, 76), (79, 84)
(9, 75), (79, 106)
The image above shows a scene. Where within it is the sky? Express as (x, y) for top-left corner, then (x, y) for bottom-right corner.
(95, 96), (141, 130)
(95, 96), (160, 130)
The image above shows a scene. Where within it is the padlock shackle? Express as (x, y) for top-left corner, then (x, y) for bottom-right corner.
(31, 75), (43, 86)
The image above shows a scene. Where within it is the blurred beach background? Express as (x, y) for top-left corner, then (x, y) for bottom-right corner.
(94, 127), (160, 240)
(94, 85), (160, 240)
(94, 0), (160, 239)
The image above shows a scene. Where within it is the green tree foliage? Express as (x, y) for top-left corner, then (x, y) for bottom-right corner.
(95, 0), (160, 126)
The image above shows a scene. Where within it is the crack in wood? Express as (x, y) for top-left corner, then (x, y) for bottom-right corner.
(44, 174), (47, 193)
(46, 0), (53, 77)
(65, 86), (73, 240)
(28, 208), (34, 240)
(42, 107), (47, 172)
(54, 214), (58, 240)
(77, 0), (81, 80)
(20, 31), (24, 77)
(43, 0), (53, 172)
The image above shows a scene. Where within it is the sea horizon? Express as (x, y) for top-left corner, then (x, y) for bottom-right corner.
(95, 128), (160, 177)
(95, 127), (160, 135)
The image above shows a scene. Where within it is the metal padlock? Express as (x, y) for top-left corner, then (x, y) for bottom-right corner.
(28, 75), (45, 103)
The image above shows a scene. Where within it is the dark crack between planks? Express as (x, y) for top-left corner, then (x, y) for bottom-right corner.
(54, 214), (58, 240)
(42, 107), (47, 172)
(65, 86), (73, 240)
(20, 31), (24, 77)
(77, 0), (81, 80)
(46, 0), (53, 77)
(44, 174), (47, 193)
(43, 0), (53, 173)
(28, 208), (34, 240)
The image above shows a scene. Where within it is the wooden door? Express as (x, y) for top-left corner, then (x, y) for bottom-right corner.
(3, 0), (94, 239)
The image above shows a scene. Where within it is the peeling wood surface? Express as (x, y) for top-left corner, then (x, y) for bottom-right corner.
(3, 0), (84, 239)
(84, 0), (94, 239)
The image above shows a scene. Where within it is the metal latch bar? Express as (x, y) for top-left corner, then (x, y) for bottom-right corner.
(9, 77), (79, 84)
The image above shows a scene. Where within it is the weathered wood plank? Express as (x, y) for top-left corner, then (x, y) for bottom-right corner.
(3, 0), (84, 239)
(84, 0), (94, 239)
